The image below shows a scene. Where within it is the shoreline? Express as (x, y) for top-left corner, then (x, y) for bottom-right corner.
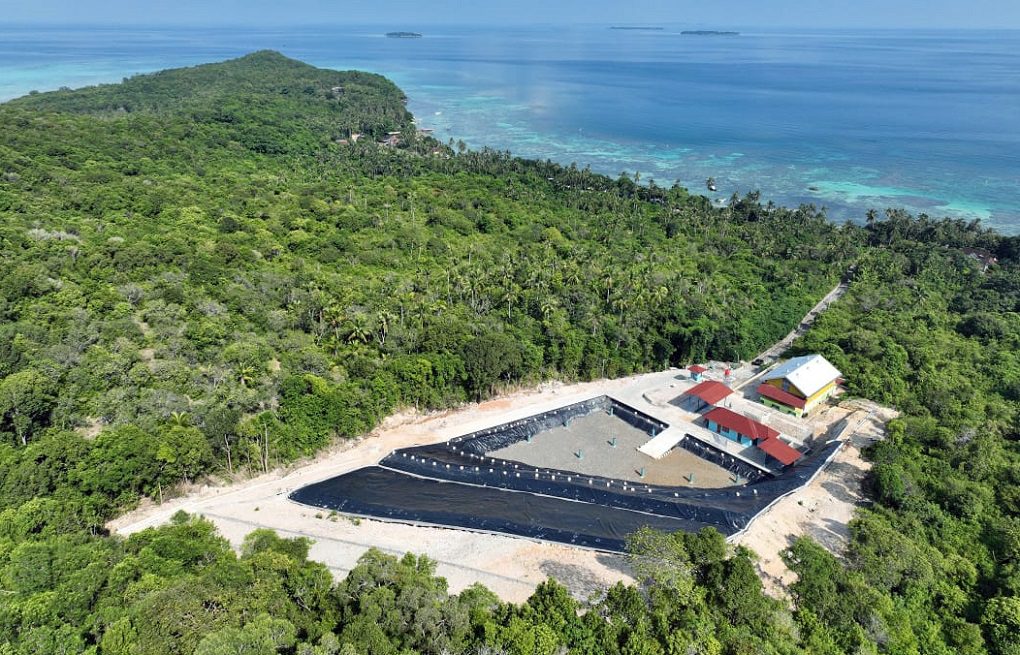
(2, 28), (1013, 230)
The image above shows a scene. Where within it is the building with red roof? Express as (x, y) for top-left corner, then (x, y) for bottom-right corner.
(756, 435), (803, 467)
(759, 354), (842, 416)
(688, 364), (708, 381)
(757, 383), (806, 411)
(678, 380), (733, 412)
(703, 406), (802, 467)
(704, 407), (778, 445)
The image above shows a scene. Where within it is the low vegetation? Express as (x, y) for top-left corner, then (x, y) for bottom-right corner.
(0, 52), (1018, 654)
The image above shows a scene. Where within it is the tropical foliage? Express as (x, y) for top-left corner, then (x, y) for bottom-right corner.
(1, 51), (1019, 655)
(0, 51), (848, 525)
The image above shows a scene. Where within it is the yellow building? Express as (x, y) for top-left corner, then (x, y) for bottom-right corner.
(758, 354), (842, 417)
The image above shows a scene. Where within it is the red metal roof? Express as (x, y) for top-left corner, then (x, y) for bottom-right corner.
(756, 436), (803, 466)
(689, 365), (708, 374)
(683, 380), (733, 406)
(757, 383), (806, 409)
(703, 407), (779, 442)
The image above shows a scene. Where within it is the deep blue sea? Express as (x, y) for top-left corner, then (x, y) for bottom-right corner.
(2, 25), (1019, 232)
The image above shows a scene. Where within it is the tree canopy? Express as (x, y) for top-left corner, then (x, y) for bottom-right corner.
(1, 51), (1018, 655)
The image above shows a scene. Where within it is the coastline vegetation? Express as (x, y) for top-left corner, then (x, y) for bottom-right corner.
(0, 51), (1018, 655)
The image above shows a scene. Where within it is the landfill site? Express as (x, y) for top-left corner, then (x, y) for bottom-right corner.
(290, 355), (867, 552)
(112, 285), (894, 600)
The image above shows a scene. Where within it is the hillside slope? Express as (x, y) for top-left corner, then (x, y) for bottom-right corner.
(9, 50), (411, 140)
(0, 52), (853, 521)
(1, 52), (1019, 655)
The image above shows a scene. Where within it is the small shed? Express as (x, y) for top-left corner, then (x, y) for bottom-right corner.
(688, 364), (709, 381)
(756, 435), (803, 467)
(677, 380), (733, 412)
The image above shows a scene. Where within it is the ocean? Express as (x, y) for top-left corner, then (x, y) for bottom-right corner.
(2, 25), (1018, 232)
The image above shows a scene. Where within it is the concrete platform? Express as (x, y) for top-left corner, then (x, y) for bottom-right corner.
(607, 387), (779, 475)
(490, 411), (736, 488)
(637, 427), (686, 459)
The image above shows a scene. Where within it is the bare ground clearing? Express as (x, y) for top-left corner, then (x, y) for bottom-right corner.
(110, 282), (892, 601)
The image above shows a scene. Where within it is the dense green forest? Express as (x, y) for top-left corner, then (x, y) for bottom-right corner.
(0, 51), (1018, 654)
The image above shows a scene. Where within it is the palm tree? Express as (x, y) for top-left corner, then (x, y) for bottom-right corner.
(502, 284), (521, 321)
(375, 309), (396, 346)
(540, 299), (558, 323)
(237, 365), (257, 388)
(345, 313), (371, 344)
(323, 303), (346, 344)
(169, 411), (191, 427)
(612, 295), (630, 322)
(397, 290), (415, 326)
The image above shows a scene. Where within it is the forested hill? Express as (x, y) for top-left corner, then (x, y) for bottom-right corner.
(2, 53), (1020, 655)
(9, 50), (412, 144)
(0, 50), (856, 522)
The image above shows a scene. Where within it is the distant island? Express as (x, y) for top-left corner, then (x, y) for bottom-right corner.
(610, 26), (664, 31)
(386, 32), (422, 39)
(3, 49), (1017, 655)
(682, 30), (740, 36)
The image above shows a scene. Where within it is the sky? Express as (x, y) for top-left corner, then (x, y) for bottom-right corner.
(4, 0), (1020, 29)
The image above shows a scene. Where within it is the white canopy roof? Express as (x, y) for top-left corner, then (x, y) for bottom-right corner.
(762, 354), (842, 398)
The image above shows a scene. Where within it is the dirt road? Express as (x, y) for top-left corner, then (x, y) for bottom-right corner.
(730, 400), (895, 595)
(755, 281), (848, 365)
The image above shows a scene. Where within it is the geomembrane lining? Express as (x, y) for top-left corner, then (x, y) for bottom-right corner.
(290, 396), (841, 552)
(675, 436), (768, 483)
(290, 467), (707, 551)
(453, 396), (667, 456)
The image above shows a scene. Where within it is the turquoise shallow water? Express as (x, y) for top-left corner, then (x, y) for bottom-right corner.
(2, 25), (1018, 232)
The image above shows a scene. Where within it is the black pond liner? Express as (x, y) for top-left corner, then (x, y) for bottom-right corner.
(452, 396), (667, 456)
(289, 395), (843, 553)
(674, 435), (767, 482)
(290, 467), (708, 552)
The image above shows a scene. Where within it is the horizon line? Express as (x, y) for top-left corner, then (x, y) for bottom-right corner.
(3, 21), (1020, 32)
